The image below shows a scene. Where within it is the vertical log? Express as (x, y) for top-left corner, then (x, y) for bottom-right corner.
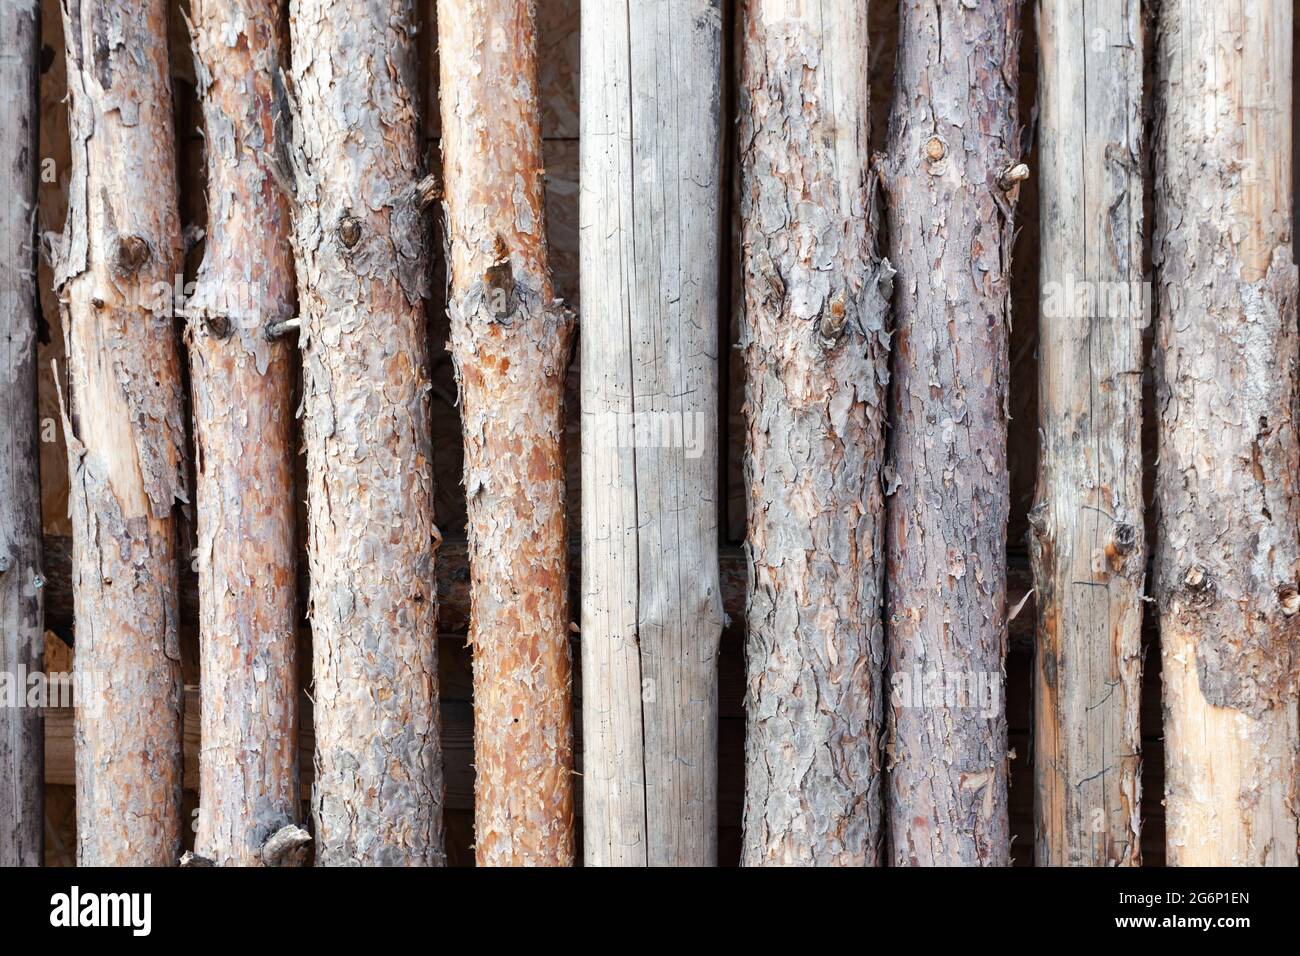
(289, 0), (445, 865)
(438, 0), (576, 866)
(54, 0), (187, 865)
(1153, 0), (1300, 866)
(187, 0), (302, 867)
(736, 0), (891, 865)
(580, 0), (725, 866)
(0, 0), (43, 868)
(1030, 0), (1145, 867)
(882, 0), (1023, 867)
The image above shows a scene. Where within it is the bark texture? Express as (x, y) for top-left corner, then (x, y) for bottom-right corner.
(882, 0), (1022, 867)
(1030, 0), (1145, 867)
(187, 0), (301, 867)
(288, 0), (444, 866)
(1153, 0), (1300, 866)
(0, 0), (43, 869)
(580, 0), (725, 866)
(439, 0), (576, 867)
(53, 0), (186, 866)
(737, 0), (891, 866)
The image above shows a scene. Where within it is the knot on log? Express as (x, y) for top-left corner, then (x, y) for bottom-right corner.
(817, 291), (848, 343)
(998, 163), (1030, 190)
(114, 235), (152, 276)
(261, 824), (312, 867)
(201, 315), (233, 339)
(484, 235), (517, 320)
(1278, 583), (1300, 616)
(1110, 522), (1137, 555)
(337, 215), (363, 249)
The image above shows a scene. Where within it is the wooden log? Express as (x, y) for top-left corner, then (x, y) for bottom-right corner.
(185, 0), (302, 867)
(439, 0), (577, 867)
(736, 0), (890, 866)
(53, 0), (187, 866)
(288, 0), (444, 866)
(1153, 0), (1300, 866)
(0, 0), (43, 868)
(1031, 0), (1145, 867)
(580, 0), (726, 866)
(881, 0), (1024, 867)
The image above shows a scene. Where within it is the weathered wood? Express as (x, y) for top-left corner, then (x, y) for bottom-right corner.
(288, 0), (444, 866)
(580, 0), (726, 866)
(186, 0), (301, 867)
(439, 0), (576, 866)
(736, 0), (890, 866)
(0, 0), (43, 868)
(1153, 0), (1300, 866)
(1030, 0), (1145, 867)
(53, 0), (187, 866)
(882, 0), (1023, 867)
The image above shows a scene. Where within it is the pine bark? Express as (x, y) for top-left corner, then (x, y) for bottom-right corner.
(438, 0), (576, 867)
(0, 0), (43, 869)
(288, 0), (445, 866)
(1030, 0), (1145, 867)
(53, 0), (187, 866)
(737, 0), (891, 866)
(187, 0), (302, 867)
(580, 0), (726, 866)
(882, 0), (1023, 867)
(1153, 0), (1300, 866)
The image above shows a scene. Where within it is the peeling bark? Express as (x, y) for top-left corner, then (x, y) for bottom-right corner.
(438, 0), (576, 867)
(580, 0), (725, 866)
(1030, 0), (1145, 867)
(53, 0), (187, 866)
(736, 0), (890, 866)
(187, 0), (301, 867)
(0, 0), (43, 869)
(288, 0), (445, 866)
(1153, 0), (1300, 866)
(882, 0), (1022, 867)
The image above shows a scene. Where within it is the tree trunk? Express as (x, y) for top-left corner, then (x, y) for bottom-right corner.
(0, 0), (43, 869)
(1153, 0), (1300, 866)
(289, 0), (445, 866)
(882, 0), (1022, 867)
(187, 0), (302, 867)
(53, 0), (187, 866)
(438, 0), (576, 866)
(736, 0), (890, 866)
(580, 0), (725, 867)
(1030, 0), (1145, 867)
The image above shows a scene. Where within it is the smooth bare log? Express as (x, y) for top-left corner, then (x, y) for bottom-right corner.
(1031, 0), (1145, 867)
(737, 0), (891, 866)
(0, 0), (43, 868)
(580, 0), (726, 866)
(187, 0), (301, 867)
(882, 0), (1023, 867)
(53, 0), (187, 867)
(289, 0), (444, 865)
(439, 0), (576, 867)
(1153, 0), (1300, 866)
